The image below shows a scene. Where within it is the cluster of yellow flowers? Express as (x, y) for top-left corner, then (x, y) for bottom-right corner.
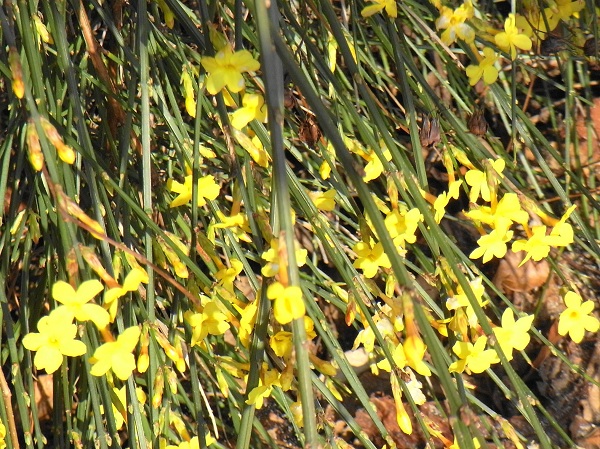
(19, 4), (600, 447)
(361, 0), (584, 86)
(22, 273), (147, 379)
(159, 27), (342, 417)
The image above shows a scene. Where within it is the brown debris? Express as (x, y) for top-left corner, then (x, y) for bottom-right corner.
(493, 250), (550, 294)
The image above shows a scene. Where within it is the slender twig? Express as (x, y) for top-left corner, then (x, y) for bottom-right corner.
(0, 365), (20, 449)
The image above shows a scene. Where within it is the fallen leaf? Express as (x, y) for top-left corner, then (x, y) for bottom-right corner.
(493, 250), (550, 293)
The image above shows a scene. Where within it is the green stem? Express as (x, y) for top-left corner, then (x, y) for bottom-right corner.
(252, 0), (319, 445)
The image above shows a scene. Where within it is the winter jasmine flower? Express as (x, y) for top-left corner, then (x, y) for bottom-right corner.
(230, 93), (267, 130)
(466, 47), (500, 85)
(352, 240), (391, 278)
(361, 0), (397, 18)
(200, 45), (260, 95)
(470, 224), (513, 263)
(53, 279), (109, 329)
(308, 189), (337, 212)
(492, 309), (535, 361)
(185, 301), (230, 346)
(449, 336), (499, 374)
(166, 174), (220, 208)
(558, 291), (599, 343)
(23, 308), (87, 374)
(464, 158), (505, 203)
(90, 326), (141, 380)
(267, 282), (305, 324)
(495, 14), (533, 59)
(435, 1), (475, 45)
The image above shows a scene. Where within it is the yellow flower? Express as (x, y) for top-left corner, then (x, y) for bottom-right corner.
(215, 259), (244, 293)
(430, 180), (463, 223)
(435, 1), (475, 45)
(236, 301), (258, 347)
(352, 240), (391, 278)
(446, 277), (487, 329)
(304, 316), (317, 340)
(200, 45), (260, 95)
(384, 207), (423, 247)
(449, 336), (499, 374)
(390, 372), (412, 434)
(246, 366), (281, 409)
(558, 291), (599, 343)
(355, 316), (394, 353)
(361, 0), (397, 18)
(104, 268), (147, 322)
(308, 189), (337, 211)
(362, 147), (392, 182)
(22, 308), (87, 374)
(511, 225), (553, 265)
(535, 0), (584, 33)
(261, 238), (307, 277)
(512, 204), (574, 265)
(403, 335), (431, 376)
(53, 280), (109, 329)
(290, 401), (304, 428)
(270, 331), (293, 358)
(433, 191), (450, 223)
(464, 158), (505, 203)
(246, 384), (271, 409)
(267, 282), (305, 324)
(492, 309), (534, 361)
(185, 301), (230, 346)
(90, 326), (141, 380)
(212, 210), (252, 243)
(465, 193), (528, 230)
(377, 341), (407, 372)
(230, 93), (267, 129)
(166, 174), (220, 208)
(465, 47), (499, 86)
(232, 131), (270, 168)
(470, 224), (513, 263)
(495, 14), (533, 59)
(548, 204), (576, 246)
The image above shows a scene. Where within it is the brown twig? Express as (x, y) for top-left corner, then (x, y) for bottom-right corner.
(77, 0), (134, 154)
(0, 364), (20, 449)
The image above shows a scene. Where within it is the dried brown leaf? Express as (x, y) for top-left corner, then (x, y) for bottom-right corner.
(493, 250), (550, 293)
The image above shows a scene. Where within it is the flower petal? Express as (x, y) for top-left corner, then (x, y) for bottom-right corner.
(112, 353), (137, 380)
(52, 281), (77, 305)
(73, 280), (104, 305)
(35, 346), (63, 373)
(59, 339), (87, 357)
(22, 332), (47, 351)
(82, 304), (111, 329)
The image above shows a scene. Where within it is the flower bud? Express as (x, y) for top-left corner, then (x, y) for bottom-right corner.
(152, 367), (165, 408)
(26, 120), (44, 171)
(8, 48), (24, 99)
(137, 326), (150, 373)
(40, 117), (75, 164)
